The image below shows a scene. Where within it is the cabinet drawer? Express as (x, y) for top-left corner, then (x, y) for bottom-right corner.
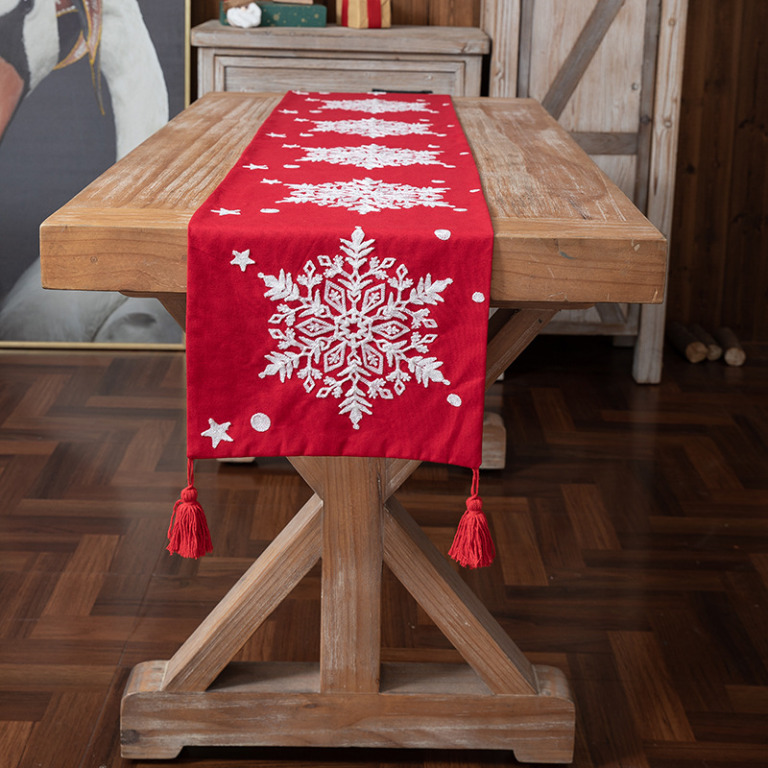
(212, 55), (469, 96)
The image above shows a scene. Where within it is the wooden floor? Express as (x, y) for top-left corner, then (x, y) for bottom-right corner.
(1, 337), (767, 767)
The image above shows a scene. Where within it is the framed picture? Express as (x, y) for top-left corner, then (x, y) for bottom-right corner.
(0, 0), (190, 347)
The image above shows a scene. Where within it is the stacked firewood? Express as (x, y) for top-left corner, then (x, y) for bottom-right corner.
(667, 322), (746, 366)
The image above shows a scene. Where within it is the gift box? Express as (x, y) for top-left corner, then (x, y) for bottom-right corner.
(336, 0), (391, 28)
(221, 1), (327, 27)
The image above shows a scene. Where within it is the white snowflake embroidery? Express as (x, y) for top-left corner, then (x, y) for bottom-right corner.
(294, 143), (453, 170)
(310, 117), (442, 139)
(278, 177), (454, 215)
(318, 97), (437, 114)
(257, 227), (452, 429)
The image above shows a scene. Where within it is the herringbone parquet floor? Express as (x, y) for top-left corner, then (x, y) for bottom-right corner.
(1, 337), (767, 768)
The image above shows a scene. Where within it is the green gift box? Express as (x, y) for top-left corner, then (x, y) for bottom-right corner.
(221, 2), (327, 27)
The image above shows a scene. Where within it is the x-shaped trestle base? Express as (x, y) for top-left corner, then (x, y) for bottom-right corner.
(121, 308), (576, 763)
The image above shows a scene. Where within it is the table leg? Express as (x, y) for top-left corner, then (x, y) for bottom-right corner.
(120, 306), (575, 763)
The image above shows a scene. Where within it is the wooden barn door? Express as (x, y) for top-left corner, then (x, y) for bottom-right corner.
(481, 0), (687, 383)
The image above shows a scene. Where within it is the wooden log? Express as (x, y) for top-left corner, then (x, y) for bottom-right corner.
(689, 324), (723, 361)
(714, 327), (747, 367)
(666, 321), (707, 363)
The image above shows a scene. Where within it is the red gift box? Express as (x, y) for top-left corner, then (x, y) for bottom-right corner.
(337, 0), (391, 28)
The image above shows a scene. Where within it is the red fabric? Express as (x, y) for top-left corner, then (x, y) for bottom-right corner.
(186, 91), (493, 469)
(366, 0), (381, 28)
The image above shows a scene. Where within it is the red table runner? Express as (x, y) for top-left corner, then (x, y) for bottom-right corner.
(176, 91), (494, 564)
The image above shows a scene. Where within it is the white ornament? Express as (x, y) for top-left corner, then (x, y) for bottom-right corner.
(447, 394), (462, 407)
(201, 418), (234, 449)
(226, 2), (261, 28)
(294, 143), (451, 171)
(258, 227), (452, 430)
(231, 249), (255, 272)
(278, 177), (454, 215)
(434, 229), (451, 240)
(310, 117), (440, 139)
(318, 97), (437, 114)
(250, 413), (271, 432)
(472, 292), (485, 303)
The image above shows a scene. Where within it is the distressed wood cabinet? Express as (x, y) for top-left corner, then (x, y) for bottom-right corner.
(192, 22), (489, 97)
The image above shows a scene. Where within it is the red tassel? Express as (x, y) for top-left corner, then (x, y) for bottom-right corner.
(167, 459), (213, 559)
(448, 468), (495, 568)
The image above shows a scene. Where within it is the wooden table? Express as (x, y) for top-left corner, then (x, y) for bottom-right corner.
(40, 93), (666, 764)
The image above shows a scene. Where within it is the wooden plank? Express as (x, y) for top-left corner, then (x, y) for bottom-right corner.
(429, 0), (479, 28)
(541, 0), (627, 120)
(392, 0), (430, 25)
(383, 497), (538, 695)
(517, 0), (535, 97)
(160, 494), (322, 692)
(191, 21), (490, 55)
(40, 94), (666, 307)
(319, 457), (385, 693)
(122, 660), (574, 761)
(633, 0), (688, 383)
(571, 131), (639, 155)
(633, 0), (663, 212)
(481, 0), (520, 98)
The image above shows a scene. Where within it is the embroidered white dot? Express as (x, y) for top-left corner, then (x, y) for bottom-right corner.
(250, 413), (271, 432)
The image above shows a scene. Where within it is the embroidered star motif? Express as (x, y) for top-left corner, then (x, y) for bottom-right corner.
(201, 418), (233, 449)
(243, 163), (268, 170)
(212, 207), (241, 216)
(230, 249), (255, 272)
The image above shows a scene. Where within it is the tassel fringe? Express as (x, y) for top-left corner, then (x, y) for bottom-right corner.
(167, 459), (213, 559)
(448, 468), (495, 568)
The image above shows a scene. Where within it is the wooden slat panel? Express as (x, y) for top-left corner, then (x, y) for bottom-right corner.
(541, 0), (627, 120)
(481, 0), (520, 98)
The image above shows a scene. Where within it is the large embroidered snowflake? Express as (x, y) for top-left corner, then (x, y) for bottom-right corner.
(317, 97), (436, 114)
(293, 143), (452, 170)
(278, 177), (454, 214)
(257, 227), (452, 429)
(310, 117), (440, 138)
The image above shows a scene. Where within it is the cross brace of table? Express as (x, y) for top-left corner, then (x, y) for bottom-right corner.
(120, 308), (576, 764)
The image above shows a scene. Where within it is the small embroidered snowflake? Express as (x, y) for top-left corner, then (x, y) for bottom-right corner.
(310, 117), (441, 139)
(278, 177), (454, 215)
(318, 97), (437, 114)
(257, 227), (452, 429)
(294, 143), (453, 170)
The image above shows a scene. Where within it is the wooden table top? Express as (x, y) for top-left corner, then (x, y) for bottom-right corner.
(40, 92), (666, 307)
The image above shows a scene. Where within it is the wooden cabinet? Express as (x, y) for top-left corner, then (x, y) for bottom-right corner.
(191, 22), (489, 97)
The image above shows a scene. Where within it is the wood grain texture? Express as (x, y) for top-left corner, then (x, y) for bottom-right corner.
(160, 495), (322, 692)
(3, 340), (768, 765)
(40, 93), (666, 307)
(318, 457), (385, 693)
